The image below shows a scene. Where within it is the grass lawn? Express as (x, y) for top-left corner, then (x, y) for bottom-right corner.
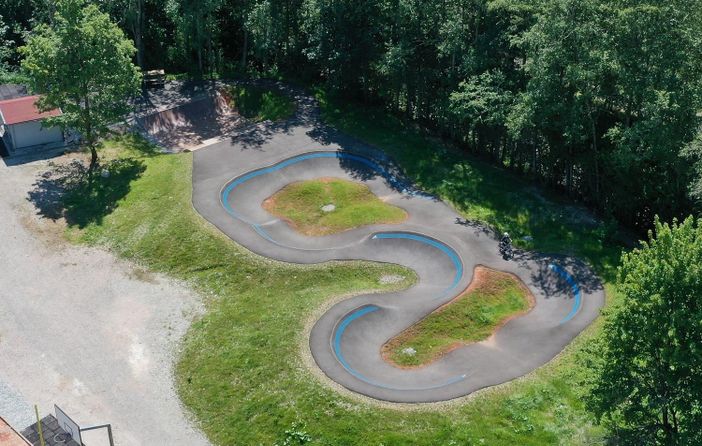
(224, 84), (295, 121)
(59, 83), (628, 443)
(384, 267), (532, 367)
(262, 177), (407, 235)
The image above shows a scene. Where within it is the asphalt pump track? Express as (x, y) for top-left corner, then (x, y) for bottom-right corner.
(193, 147), (605, 403)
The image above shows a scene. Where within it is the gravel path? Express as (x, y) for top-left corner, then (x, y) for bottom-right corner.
(0, 160), (210, 445)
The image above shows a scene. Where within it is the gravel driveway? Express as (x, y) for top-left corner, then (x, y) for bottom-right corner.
(0, 158), (210, 445)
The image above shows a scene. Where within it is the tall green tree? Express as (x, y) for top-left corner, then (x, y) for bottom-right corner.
(585, 216), (702, 444)
(301, 0), (381, 94)
(682, 126), (702, 207)
(20, 0), (141, 170)
(0, 14), (13, 72)
(99, 0), (146, 68)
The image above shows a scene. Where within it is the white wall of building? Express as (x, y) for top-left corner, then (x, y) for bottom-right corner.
(6, 120), (63, 151)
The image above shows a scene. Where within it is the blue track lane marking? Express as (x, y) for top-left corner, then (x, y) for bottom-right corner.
(252, 224), (276, 243)
(222, 151), (468, 391)
(221, 151), (432, 222)
(548, 264), (582, 323)
(333, 306), (467, 391)
(372, 233), (463, 295)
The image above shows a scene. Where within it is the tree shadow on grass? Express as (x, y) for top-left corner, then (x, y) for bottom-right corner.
(28, 158), (146, 228)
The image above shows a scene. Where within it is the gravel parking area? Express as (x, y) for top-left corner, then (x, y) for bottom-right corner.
(0, 158), (210, 445)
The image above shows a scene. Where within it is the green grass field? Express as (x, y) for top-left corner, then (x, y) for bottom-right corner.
(263, 177), (407, 235)
(384, 267), (532, 367)
(225, 84), (295, 121)
(59, 87), (627, 443)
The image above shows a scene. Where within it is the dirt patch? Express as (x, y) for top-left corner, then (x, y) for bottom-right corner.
(381, 266), (535, 369)
(20, 211), (68, 251)
(137, 93), (244, 151)
(128, 267), (159, 284)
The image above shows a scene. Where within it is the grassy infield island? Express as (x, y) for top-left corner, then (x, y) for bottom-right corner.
(61, 86), (622, 444)
(384, 267), (533, 367)
(263, 177), (407, 236)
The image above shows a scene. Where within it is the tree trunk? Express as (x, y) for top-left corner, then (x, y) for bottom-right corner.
(83, 89), (98, 174)
(134, 0), (145, 68)
(89, 145), (99, 172)
(591, 113), (600, 205)
(197, 46), (203, 75)
(241, 30), (248, 70)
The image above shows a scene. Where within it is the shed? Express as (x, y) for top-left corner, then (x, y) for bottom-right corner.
(0, 95), (64, 155)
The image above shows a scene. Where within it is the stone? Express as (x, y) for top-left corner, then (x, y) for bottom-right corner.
(379, 274), (404, 284)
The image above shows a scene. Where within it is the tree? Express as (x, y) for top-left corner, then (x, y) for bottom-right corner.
(585, 216), (702, 445)
(99, 0), (146, 68)
(0, 15), (13, 72)
(682, 126), (702, 207)
(301, 0), (381, 94)
(20, 0), (141, 171)
(449, 70), (513, 159)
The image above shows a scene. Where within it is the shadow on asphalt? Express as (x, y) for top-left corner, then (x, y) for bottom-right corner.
(309, 130), (437, 199)
(229, 81), (318, 151)
(517, 252), (605, 296)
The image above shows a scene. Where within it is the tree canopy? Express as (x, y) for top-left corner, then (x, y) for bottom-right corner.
(585, 216), (702, 444)
(6, 0), (702, 229)
(20, 0), (141, 169)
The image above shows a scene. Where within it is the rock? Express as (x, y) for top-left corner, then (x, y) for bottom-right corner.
(101, 169), (110, 178)
(379, 274), (404, 284)
(321, 204), (335, 213)
(402, 347), (417, 356)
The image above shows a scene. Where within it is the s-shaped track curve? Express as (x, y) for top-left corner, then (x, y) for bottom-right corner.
(192, 147), (605, 403)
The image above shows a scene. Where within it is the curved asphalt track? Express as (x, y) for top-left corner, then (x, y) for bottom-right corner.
(192, 123), (605, 403)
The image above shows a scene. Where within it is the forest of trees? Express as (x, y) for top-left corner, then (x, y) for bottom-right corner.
(2, 0), (702, 233)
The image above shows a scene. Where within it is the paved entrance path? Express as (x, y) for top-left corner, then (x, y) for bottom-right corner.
(192, 91), (606, 403)
(0, 161), (210, 445)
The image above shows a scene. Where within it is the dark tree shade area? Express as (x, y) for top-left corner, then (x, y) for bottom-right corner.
(2, 0), (702, 233)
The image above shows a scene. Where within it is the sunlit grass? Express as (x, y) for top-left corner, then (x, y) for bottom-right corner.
(263, 177), (407, 235)
(384, 267), (532, 367)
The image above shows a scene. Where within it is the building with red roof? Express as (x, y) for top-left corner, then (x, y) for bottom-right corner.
(0, 94), (64, 155)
